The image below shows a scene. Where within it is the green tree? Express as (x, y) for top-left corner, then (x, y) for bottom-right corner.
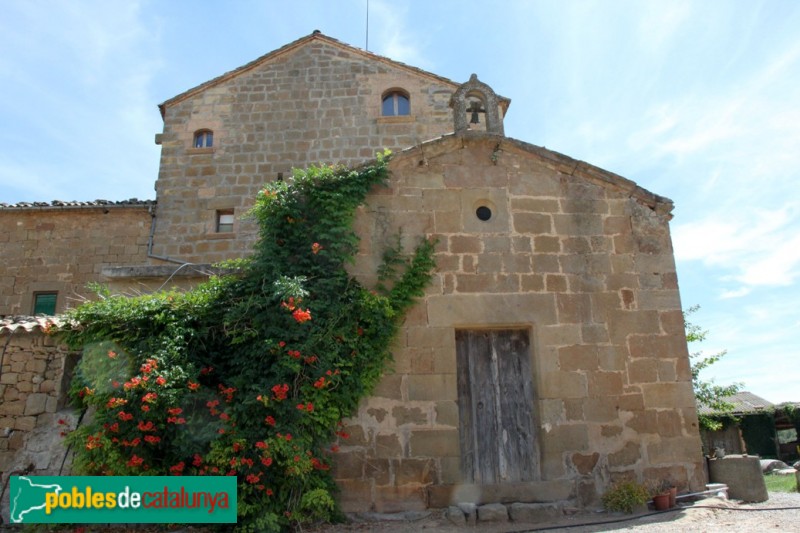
(685, 305), (742, 431)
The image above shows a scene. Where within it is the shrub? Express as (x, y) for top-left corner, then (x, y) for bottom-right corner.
(602, 481), (650, 514)
(60, 152), (437, 531)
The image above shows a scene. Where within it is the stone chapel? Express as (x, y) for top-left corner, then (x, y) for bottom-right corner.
(0, 31), (705, 514)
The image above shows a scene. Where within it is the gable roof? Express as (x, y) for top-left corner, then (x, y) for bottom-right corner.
(392, 131), (675, 214)
(158, 31), (510, 119)
(697, 390), (774, 416)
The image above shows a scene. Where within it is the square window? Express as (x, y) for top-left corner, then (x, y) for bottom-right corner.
(33, 292), (57, 315)
(216, 211), (235, 233)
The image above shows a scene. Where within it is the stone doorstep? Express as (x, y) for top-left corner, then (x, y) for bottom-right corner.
(456, 502), (563, 525)
(427, 480), (573, 508)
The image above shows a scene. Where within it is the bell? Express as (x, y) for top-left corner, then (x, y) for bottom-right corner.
(470, 110), (480, 124)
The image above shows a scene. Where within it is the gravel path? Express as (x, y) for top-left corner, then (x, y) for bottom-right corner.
(309, 492), (800, 532)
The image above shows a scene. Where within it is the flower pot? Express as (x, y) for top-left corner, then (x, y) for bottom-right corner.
(653, 493), (671, 511)
(669, 486), (677, 507)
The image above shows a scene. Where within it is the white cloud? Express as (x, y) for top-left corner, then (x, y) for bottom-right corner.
(719, 287), (751, 300)
(674, 203), (800, 288)
(367, 0), (434, 70)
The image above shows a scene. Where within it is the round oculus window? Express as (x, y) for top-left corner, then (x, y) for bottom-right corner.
(476, 206), (492, 221)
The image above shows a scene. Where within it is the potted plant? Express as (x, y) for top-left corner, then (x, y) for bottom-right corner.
(601, 481), (650, 514)
(649, 480), (674, 511)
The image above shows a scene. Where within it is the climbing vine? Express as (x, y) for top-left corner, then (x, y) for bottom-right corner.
(60, 152), (437, 531)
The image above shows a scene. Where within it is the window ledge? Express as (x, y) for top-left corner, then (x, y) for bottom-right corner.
(377, 115), (416, 124)
(189, 147), (215, 155)
(207, 232), (235, 239)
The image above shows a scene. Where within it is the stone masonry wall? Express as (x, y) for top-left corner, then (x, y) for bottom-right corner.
(152, 37), (459, 265)
(0, 206), (152, 316)
(0, 325), (79, 521)
(334, 134), (705, 512)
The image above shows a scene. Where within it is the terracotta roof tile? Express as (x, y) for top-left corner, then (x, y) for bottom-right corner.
(0, 315), (62, 334)
(0, 199), (154, 210)
(698, 391), (775, 415)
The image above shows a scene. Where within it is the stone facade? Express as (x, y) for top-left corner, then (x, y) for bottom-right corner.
(149, 32), (495, 265)
(0, 203), (152, 315)
(332, 133), (705, 511)
(0, 31), (705, 516)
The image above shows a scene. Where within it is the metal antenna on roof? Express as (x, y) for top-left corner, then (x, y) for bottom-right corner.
(366, 0), (370, 51)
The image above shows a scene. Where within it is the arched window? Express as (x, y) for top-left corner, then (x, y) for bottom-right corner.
(193, 129), (214, 148)
(381, 90), (410, 116)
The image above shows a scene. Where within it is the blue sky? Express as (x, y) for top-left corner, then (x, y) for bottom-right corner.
(1, 1), (798, 403)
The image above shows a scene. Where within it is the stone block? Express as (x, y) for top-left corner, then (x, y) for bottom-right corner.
(449, 235), (482, 254)
(607, 310), (660, 343)
(426, 294), (557, 328)
(392, 406), (428, 426)
(440, 457), (462, 484)
(478, 503), (508, 522)
(511, 198), (560, 213)
(583, 324), (610, 344)
(331, 452), (365, 480)
(627, 358), (658, 383)
(553, 213), (604, 236)
(542, 424), (589, 454)
(336, 479), (373, 513)
(625, 410), (658, 434)
(446, 506), (466, 526)
(45, 396), (59, 413)
(559, 345), (597, 371)
(564, 398), (584, 421)
(24, 393), (48, 415)
(642, 382), (696, 409)
(571, 452), (600, 475)
(557, 293), (592, 324)
(539, 371), (587, 399)
(534, 235), (560, 253)
(608, 441), (642, 468)
(375, 434), (404, 459)
(396, 458), (436, 485)
(342, 425), (370, 447)
(539, 324), (582, 348)
(584, 402), (618, 422)
(588, 371), (623, 397)
(628, 334), (686, 359)
(1, 400), (25, 416)
(407, 374), (456, 401)
(365, 458), (392, 486)
(372, 374), (403, 400)
(508, 502), (561, 523)
(457, 502), (477, 524)
(545, 273), (568, 292)
(513, 213), (552, 234)
(15, 416), (36, 431)
(647, 437), (704, 465)
(434, 401), (459, 427)
(374, 485), (428, 513)
(409, 429), (460, 458)
(532, 253), (560, 273)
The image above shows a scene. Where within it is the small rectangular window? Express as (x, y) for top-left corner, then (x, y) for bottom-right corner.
(216, 211), (235, 233)
(33, 292), (58, 315)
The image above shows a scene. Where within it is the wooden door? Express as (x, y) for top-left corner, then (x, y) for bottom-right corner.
(456, 329), (537, 483)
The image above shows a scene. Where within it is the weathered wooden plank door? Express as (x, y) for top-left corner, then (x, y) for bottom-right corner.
(456, 329), (536, 483)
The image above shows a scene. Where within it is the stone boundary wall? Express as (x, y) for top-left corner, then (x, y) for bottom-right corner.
(0, 322), (79, 522)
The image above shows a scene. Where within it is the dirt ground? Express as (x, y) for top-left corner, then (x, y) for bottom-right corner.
(3, 492), (798, 532)
(308, 492), (800, 532)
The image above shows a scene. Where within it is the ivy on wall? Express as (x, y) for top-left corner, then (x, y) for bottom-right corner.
(60, 152), (437, 531)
